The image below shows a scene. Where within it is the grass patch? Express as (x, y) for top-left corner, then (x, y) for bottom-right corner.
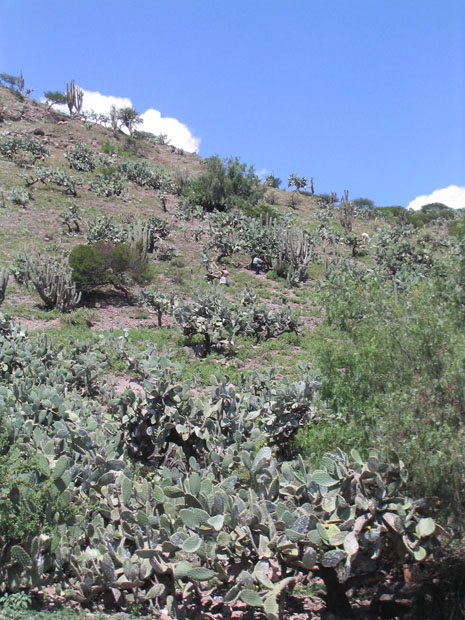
(127, 325), (183, 352)
(36, 324), (94, 344)
(1, 301), (61, 321)
(295, 419), (368, 466)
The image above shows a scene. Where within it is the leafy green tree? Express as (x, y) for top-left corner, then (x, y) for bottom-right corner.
(117, 107), (143, 135)
(0, 71), (32, 97)
(352, 197), (375, 210)
(43, 90), (67, 110)
(420, 202), (454, 220)
(184, 155), (264, 211)
(0, 73), (18, 89)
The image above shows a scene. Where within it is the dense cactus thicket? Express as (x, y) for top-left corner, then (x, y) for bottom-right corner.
(205, 209), (314, 283)
(85, 214), (170, 249)
(161, 286), (302, 353)
(0, 323), (438, 617)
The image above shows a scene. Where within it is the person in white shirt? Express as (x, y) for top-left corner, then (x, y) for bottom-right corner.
(219, 268), (229, 286)
(252, 256), (263, 275)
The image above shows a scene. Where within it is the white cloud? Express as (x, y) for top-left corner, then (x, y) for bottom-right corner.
(43, 87), (201, 153)
(407, 185), (465, 211)
(81, 89), (132, 116)
(80, 89), (200, 153)
(140, 108), (200, 153)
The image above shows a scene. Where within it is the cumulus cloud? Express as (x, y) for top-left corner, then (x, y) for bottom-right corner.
(43, 87), (200, 153)
(407, 185), (465, 211)
(81, 89), (132, 116)
(139, 108), (200, 153)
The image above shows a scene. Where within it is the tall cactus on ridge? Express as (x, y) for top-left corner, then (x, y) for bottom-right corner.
(66, 80), (84, 116)
(339, 189), (354, 234)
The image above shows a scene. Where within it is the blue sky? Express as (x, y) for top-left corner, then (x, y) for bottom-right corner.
(1, 0), (464, 207)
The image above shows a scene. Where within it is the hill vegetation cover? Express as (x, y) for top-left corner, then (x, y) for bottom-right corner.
(0, 80), (464, 618)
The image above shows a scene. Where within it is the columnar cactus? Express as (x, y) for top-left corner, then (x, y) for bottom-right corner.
(339, 189), (354, 234)
(0, 268), (8, 304)
(66, 79), (84, 116)
(25, 252), (81, 312)
(274, 228), (313, 284)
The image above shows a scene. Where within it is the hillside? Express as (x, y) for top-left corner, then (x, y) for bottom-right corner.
(0, 85), (322, 331)
(0, 85), (464, 619)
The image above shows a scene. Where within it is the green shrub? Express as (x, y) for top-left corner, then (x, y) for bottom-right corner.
(100, 140), (117, 155)
(449, 218), (465, 237)
(69, 242), (151, 293)
(404, 205), (454, 228)
(267, 260), (289, 281)
(352, 197), (375, 210)
(69, 244), (105, 292)
(101, 242), (150, 283)
(373, 206), (404, 218)
(313, 259), (465, 529)
(0, 591), (32, 612)
(421, 202), (454, 218)
(295, 419), (365, 464)
(239, 202), (279, 220)
(404, 211), (431, 228)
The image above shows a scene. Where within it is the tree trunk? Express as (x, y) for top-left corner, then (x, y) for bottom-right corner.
(319, 566), (354, 617)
